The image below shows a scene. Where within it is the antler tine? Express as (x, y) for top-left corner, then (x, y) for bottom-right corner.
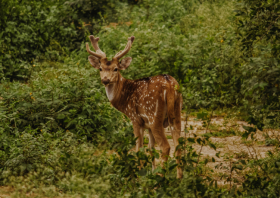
(89, 36), (100, 51)
(86, 35), (106, 59)
(114, 36), (135, 59)
(89, 35), (106, 57)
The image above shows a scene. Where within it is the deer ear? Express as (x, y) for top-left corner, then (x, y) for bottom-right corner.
(119, 57), (132, 70)
(88, 56), (100, 69)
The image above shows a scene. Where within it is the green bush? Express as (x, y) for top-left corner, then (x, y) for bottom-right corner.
(3, 130), (53, 175)
(0, 49), (132, 144)
(0, 0), (76, 80)
(236, 0), (280, 56)
(235, 0), (280, 131)
(0, 0), (119, 81)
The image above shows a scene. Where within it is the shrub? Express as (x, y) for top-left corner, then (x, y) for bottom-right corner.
(235, 0), (280, 131)
(0, 49), (132, 144)
(0, 0), (120, 80)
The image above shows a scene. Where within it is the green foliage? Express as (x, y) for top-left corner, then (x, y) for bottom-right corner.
(236, 0), (280, 56)
(234, 0), (280, 133)
(235, 150), (249, 159)
(236, 134), (280, 197)
(0, 49), (132, 146)
(0, 0), (119, 80)
(4, 130), (53, 175)
(203, 129), (236, 138)
(63, 0), (119, 41)
(0, 0), (74, 80)
(1, 0), (280, 197)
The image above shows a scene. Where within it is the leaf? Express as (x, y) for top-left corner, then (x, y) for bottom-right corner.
(57, 114), (65, 119)
(240, 160), (246, 165)
(242, 126), (256, 133)
(216, 151), (221, 158)
(187, 138), (195, 143)
(196, 111), (208, 120)
(235, 165), (243, 170)
(138, 168), (148, 176)
(169, 163), (177, 171)
(208, 142), (216, 150)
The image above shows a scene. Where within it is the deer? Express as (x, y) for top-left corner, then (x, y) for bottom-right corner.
(86, 35), (183, 178)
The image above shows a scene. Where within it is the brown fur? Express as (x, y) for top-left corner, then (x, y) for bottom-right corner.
(86, 35), (183, 178)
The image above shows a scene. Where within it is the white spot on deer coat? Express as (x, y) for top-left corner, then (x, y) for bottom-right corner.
(154, 100), (158, 116)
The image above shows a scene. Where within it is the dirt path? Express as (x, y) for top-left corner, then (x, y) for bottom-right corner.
(0, 186), (12, 198)
(166, 117), (274, 158)
(146, 116), (277, 183)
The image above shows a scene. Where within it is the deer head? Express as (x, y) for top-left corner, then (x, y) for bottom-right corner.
(86, 35), (135, 86)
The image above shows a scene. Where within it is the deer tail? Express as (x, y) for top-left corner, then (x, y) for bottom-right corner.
(166, 83), (176, 126)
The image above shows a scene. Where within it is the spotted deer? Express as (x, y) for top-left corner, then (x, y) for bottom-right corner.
(86, 35), (183, 178)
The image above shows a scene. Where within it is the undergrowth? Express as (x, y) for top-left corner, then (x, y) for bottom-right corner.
(1, 0), (280, 197)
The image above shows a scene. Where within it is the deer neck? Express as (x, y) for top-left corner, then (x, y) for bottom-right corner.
(105, 73), (131, 112)
(105, 73), (126, 103)
(105, 84), (117, 101)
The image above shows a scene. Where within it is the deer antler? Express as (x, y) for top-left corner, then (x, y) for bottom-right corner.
(114, 36), (135, 59)
(86, 35), (106, 59)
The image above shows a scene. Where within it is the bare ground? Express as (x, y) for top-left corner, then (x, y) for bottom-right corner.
(147, 116), (278, 185)
(0, 186), (13, 198)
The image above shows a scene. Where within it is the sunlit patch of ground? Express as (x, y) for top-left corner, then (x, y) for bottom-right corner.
(0, 186), (12, 198)
(142, 116), (278, 186)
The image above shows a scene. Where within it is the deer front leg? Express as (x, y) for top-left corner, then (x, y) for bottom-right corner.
(151, 125), (170, 167)
(133, 124), (145, 170)
(148, 129), (156, 171)
(133, 124), (144, 152)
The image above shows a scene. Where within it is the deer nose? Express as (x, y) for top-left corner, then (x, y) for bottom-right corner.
(102, 79), (110, 85)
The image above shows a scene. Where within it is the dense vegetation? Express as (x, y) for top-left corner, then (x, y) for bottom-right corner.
(1, 0), (280, 197)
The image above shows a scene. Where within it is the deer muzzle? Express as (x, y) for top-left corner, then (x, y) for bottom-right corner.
(102, 79), (110, 86)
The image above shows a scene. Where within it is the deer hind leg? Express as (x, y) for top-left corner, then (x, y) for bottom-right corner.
(170, 94), (183, 179)
(148, 129), (156, 171)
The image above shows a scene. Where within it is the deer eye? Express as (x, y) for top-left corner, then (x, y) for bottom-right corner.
(99, 68), (102, 71)
(114, 68), (118, 72)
